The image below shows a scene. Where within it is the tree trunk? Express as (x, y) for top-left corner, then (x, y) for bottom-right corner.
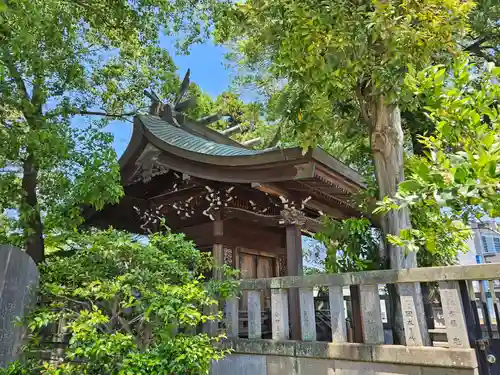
(370, 98), (415, 268)
(368, 96), (429, 345)
(22, 152), (44, 264)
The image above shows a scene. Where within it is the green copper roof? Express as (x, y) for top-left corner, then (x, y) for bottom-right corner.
(139, 114), (265, 156)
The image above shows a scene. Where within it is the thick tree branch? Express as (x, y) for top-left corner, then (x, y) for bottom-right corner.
(463, 35), (490, 52)
(463, 32), (500, 66)
(2, 53), (32, 107)
(74, 110), (137, 118)
(355, 83), (372, 130)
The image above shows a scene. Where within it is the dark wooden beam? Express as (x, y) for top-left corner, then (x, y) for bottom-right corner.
(286, 224), (303, 340)
(223, 207), (282, 226)
(213, 213), (224, 280)
(223, 207), (324, 234)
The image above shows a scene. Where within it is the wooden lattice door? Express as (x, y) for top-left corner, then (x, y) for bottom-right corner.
(238, 250), (276, 337)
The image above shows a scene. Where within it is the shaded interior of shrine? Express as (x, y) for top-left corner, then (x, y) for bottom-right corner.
(85, 73), (367, 339)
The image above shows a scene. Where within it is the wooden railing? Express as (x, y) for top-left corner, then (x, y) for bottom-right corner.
(223, 263), (500, 348)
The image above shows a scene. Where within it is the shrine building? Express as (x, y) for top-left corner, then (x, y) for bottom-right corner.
(85, 73), (366, 339)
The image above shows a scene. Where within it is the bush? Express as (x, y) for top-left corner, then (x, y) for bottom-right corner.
(2, 228), (237, 375)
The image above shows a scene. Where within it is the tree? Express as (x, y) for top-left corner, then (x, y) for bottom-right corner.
(213, 0), (474, 344)
(213, 0), (473, 269)
(187, 86), (277, 147)
(378, 58), (500, 245)
(315, 217), (381, 273)
(465, 0), (500, 65)
(0, 0), (209, 263)
(1, 228), (237, 375)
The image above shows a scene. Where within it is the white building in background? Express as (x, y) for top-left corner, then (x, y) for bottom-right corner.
(458, 221), (500, 266)
(456, 221), (500, 326)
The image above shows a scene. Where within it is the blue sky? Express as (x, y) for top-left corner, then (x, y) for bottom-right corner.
(105, 37), (232, 158)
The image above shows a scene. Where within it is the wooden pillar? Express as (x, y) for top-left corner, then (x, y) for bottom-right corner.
(286, 223), (303, 340)
(286, 224), (303, 276)
(204, 216), (224, 336)
(213, 217), (224, 280)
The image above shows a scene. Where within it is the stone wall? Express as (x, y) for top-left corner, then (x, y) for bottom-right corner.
(0, 245), (39, 367)
(213, 354), (478, 375)
(212, 339), (479, 375)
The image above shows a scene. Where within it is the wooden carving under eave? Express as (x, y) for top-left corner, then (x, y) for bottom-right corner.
(224, 247), (234, 267)
(280, 207), (306, 226)
(278, 255), (287, 276)
(131, 144), (171, 184)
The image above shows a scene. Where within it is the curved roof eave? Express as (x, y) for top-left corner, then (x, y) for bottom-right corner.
(118, 115), (365, 187)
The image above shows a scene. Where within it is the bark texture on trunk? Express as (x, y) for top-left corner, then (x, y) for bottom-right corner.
(368, 96), (429, 346)
(22, 152), (44, 264)
(370, 98), (416, 268)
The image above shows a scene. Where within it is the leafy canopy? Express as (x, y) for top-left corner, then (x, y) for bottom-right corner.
(0, 0), (213, 259)
(377, 58), (500, 250)
(211, 0), (479, 270)
(314, 218), (381, 273)
(187, 88), (277, 146)
(214, 0), (474, 148)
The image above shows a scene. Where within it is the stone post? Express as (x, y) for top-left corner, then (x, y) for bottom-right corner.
(0, 245), (39, 368)
(271, 288), (289, 340)
(439, 281), (470, 348)
(299, 288), (316, 341)
(359, 285), (384, 344)
(225, 297), (239, 338)
(248, 290), (262, 339)
(329, 285), (347, 342)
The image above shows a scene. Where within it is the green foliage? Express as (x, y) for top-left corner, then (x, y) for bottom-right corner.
(404, 58), (500, 219)
(377, 58), (500, 252)
(214, 0), (473, 149)
(0, 0), (213, 260)
(314, 218), (381, 273)
(466, 0), (500, 65)
(2, 229), (237, 375)
(187, 88), (277, 147)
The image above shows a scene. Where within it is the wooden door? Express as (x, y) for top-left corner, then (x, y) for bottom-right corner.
(239, 252), (275, 310)
(257, 256), (273, 309)
(237, 250), (276, 337)
(239, 253), (257, 311)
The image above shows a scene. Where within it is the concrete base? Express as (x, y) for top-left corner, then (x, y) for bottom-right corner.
(212, 340), (479, 375)
(212, 354), (479, 375)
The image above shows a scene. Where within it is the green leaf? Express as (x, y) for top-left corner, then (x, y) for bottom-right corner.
(398, 180), (421, 192)
(488, 160), (497, 178)
(453, 167), (468, 183)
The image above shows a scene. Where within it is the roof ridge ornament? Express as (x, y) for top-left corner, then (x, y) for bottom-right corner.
(144, 70), (225, 128)
(144, 70), (198, 126)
